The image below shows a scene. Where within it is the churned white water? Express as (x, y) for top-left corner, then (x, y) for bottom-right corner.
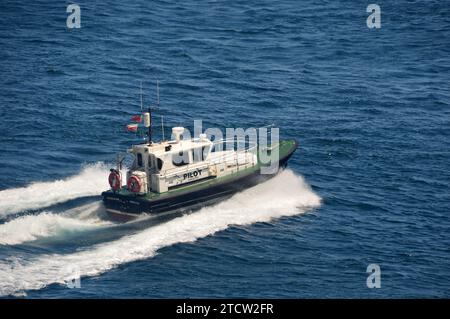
(0, 163), (110, 217)
(0, 202), (111, 245)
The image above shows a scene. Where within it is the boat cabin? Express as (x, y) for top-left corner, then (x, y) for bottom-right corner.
(123, 127), (257, 195)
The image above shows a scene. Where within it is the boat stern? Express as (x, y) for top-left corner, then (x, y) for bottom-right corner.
(101, 189), (149, 219)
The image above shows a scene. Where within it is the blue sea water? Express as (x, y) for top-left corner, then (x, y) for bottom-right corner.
(0, 0), (449, 298)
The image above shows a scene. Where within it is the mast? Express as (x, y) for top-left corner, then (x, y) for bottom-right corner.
(143, 81), (160, 145)
(147, 105), (152, 145)
(140, 81), (151, 145)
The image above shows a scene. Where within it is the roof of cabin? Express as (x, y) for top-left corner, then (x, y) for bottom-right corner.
(131, 138), (212, 157)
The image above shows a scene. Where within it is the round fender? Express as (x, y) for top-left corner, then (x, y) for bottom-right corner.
(127, 175), (142, 193)
(108, 171), (121, 191)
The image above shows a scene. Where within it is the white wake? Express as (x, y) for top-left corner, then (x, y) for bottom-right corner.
(0, 163), (110, 217)
(0, 202), (111, 246)
(0, 169), (321, 296)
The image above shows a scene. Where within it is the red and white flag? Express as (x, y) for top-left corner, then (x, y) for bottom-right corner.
(127, 124), (138, 132)
(131, 115), (142, 122)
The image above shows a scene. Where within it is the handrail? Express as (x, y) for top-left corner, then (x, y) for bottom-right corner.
(205, 124), (274, 149)
(162, 147), (256, 177)
(152, 126), (274, 178)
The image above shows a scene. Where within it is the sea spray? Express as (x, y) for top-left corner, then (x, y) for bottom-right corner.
(0, 202), (111, 245)
(0, 162), (117, 217)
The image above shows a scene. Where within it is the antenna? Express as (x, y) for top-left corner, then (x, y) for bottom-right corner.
(156, 80), (160, 107)
(140, 81), (143, 112)
(161, 115), (164, 141)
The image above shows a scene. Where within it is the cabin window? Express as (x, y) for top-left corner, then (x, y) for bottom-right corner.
(193, 147), (207, 162)
(172, 151), (189, 167)
(137, 153), (143, 167)
(210, 143), (223, 153)
(157, 158), (164, 171)
(193, 148), (200, 162)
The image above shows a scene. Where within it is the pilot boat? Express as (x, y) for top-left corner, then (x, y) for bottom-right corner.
(101, 98), (298, 219)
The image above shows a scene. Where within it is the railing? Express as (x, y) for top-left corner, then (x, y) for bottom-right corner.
(154, 124), (275, 178)
(161, 140), (257, 179)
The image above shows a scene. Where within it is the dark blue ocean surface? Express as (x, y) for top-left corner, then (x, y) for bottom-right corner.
(0, 0), (449, 298)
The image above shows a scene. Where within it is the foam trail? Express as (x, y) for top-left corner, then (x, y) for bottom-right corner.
(0, 213), (109, 246)
(0, 163), (110, 217)
(0, 170), (321, 296)
(0, 202), (111, 246)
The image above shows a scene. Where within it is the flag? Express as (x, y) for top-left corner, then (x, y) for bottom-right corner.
(131, 115), (142, 122)
(127, 124), (138, 132)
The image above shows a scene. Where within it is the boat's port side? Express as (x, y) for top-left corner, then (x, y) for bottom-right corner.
(102, 139), (298, 217)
